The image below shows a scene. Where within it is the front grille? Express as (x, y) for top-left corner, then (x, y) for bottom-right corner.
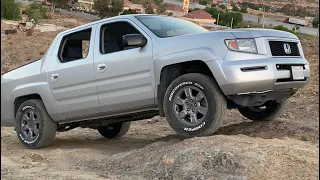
(269, 41), (300, 56)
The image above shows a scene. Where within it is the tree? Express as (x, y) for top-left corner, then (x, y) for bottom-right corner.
(219, 4), (226, 10)
(93, 0), (124, 18)
(240, 6), (247, 13)
(292, 25), (300, 32)
(205, 7), (242, 27)
(199, 0), (207, 6)
(121, 8), (137, 15)
(143, 1), (154, 14)
(157, 4), (167, 14)
(26, 2), (47, 23)
(1, 0), (20, 20)
(168, 12), (173, 16)
(232, 6), (239, 12)
(312, 18), (319, 28)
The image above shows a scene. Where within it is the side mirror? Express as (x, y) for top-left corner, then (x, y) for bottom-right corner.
(122, 34), (147, 48)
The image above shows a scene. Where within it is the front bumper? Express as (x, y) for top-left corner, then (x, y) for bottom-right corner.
(206, 57), (310, 96)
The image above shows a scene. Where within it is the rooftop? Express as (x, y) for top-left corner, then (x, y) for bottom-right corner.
(182, 9), (215, 20)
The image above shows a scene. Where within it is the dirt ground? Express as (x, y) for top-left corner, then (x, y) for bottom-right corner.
(1, 12), (319, 180)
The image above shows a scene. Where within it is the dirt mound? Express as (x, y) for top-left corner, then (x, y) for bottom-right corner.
(1, 124), (318, 180)
(1, 114), (319, 180)
(75, 135), (317, 180)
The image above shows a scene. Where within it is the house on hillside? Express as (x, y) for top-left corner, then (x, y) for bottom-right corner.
(78, 0), (94, 11)
(181, 9), (216, 24)
(166, 5), (185, 17)
(123, 0), (145, 13)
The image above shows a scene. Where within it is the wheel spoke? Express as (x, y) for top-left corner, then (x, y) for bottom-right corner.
(195, 93), (204, 102)
(184, 88), (193, 98)
(190, 114), (198, 123)
(32, 128), (39, 135)
(174, 97), (184, 105)
(21, 125), (29, 131)
(28, 130), (33, 138)
(198, 107), (207, 115)
(178, 110), (188, 119)
(23, 114), (30, 121)
(30, 111), (35, 119)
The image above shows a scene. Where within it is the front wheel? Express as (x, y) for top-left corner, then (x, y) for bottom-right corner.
(163, 73), (227, 137)
(238, 101), (287, 121)
(15, 99), (57, 149)
(97, 122), (131, 139)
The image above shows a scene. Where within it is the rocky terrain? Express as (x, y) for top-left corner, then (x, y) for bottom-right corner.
(1, 12), (319, 180)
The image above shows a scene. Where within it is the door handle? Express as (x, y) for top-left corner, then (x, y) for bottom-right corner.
(97, 64), (106, 72)
(51, 74), (59, 82)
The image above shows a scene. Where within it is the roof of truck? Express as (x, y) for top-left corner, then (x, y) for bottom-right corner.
(61, 14), (159, 34)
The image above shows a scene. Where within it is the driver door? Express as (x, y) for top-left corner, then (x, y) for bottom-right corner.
(93, 19), (155, 113)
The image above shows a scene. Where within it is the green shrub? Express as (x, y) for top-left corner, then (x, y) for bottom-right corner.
(273, 25), (294, 34)
(26, 2), (47, 23)
(312, 18), (319, 28)
(292, 25), (300, 32)
(1, 0), (20, 20)
(205, 7), (243, 27)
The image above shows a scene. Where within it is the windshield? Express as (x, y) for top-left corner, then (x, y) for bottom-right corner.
(135, 16), (208, 38)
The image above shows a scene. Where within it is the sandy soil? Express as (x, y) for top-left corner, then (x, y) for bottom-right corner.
(1, 12), (319, 180)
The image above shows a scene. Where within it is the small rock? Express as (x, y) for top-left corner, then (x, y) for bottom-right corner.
(29, 152), (45, 162)
(147, 119), (159, 124)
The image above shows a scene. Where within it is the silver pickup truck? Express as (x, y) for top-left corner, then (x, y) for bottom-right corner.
(1, 15), (310, 148)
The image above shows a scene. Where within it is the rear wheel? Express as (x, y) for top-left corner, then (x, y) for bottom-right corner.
(97, 122), (131, 139)
(163, 73), (227, 137)
(15, 99), (57, 149)
(238, 101), (287, 121)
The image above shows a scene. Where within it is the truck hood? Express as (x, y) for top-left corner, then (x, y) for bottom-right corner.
(223, 28), (299, 39)
(1, 59), (42, 82)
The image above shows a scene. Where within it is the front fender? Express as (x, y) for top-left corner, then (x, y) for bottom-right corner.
(11, 82), (64, 122)
(154, 47), (219, 87)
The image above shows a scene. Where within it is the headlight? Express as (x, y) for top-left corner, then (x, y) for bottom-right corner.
(225, 39), (257, 53)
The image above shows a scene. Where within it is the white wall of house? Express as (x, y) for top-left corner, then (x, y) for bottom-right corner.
(181, 17), (216, 24)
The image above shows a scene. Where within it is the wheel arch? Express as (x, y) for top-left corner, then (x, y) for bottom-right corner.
(157, 60), (224, 117)
(11, 82), (63, 121)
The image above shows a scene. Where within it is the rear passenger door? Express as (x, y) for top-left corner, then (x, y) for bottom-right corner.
(46, 26), (101, 120)
(93, 19), (155, 113)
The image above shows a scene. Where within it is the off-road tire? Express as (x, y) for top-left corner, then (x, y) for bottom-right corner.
(238, 101), (287, 121)
(97, 122), (131, 138)
(15, 99), (57, 149)
(163, 73), (227, 137)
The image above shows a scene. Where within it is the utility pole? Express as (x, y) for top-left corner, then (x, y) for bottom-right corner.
(231, 17), (234, 28)
(217, 13), (220, 26)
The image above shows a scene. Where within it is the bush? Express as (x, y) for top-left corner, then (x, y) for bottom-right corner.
(199, 0), (207, 6)
(121, 9), (137, 15)
(232, 6), (239, 12)
(273, 25), (294, 34)
(26, 3), (47, 23)
(1, 0), (20, 20)
(312, 18), (319, 28)
(240, 7), (247, 13)
(205, 7), (243, 27)
(292, 25), (300, 32)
